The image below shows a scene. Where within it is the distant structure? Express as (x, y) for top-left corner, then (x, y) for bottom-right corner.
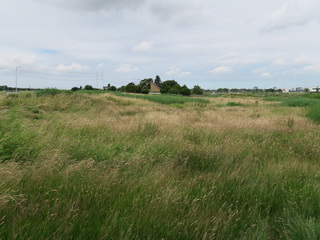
(309, 86), (320, 93)
(143, 82), (161, 94)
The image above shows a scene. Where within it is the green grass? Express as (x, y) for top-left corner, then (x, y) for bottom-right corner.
(115, 92), (210, 105)
(307, 103), (320, 124)
(1, 93), (320, 239)
(226, 101), (245, 107)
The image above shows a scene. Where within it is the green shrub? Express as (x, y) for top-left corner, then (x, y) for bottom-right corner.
(180, 86), (191, 96)
(227, 102), (244, 107)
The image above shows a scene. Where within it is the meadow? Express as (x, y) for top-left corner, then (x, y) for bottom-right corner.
(1, 91), (320, 239)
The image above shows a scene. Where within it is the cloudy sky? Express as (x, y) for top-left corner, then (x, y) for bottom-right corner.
(1, 0), (320, 89)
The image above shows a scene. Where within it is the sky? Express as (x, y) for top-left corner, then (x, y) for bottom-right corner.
(1, 0), (320, 90)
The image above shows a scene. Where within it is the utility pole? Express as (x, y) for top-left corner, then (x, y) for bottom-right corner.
(102, 70), (104, 88)
(16, 66), (21, 92)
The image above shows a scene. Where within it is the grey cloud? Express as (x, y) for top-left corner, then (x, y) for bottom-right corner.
(263, 0), (320, 32)
(149, 0), (212, 26)
(42, 0), (146, 11)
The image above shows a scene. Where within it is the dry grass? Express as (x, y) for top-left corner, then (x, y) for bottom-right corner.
(1, 92), (320, 239)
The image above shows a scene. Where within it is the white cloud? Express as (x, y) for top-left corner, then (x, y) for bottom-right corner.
(293, 55), (309, 64)
(274, 58), (286, 65)
(303, 64), (320, 71)
(180, 71), (192, 76)
(114, 63), (138, 73)
(133, 41), (152, 52)
(264, 0), (320, 32)
(261, 72), (271, 78)
(56, 63), (89, 72)
(218, 52), (240, 61)
(165, 66), (181, 75)
(209, 66), (233, 74)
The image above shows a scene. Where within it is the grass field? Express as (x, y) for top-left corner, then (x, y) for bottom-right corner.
(1, 91), (320, 239)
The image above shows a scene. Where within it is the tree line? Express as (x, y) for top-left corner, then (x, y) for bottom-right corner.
(72, 75), (204, 96)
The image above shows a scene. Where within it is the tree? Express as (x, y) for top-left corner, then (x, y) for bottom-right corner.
(126, 82), (139, 93)
(84, 85), (94, 90)
(180, 85), (191, 96)
(71, 87), (80, 91)
(118, 85), (126, 92)
(161, 80), (180, 93)
(109, 86), (117, 91)
(217, 88), (229, 93)
(168, 85), (181, 94)
(155, 75), (162, 88)
(139, 78), (153, 88)
(192, 85), (203, 95)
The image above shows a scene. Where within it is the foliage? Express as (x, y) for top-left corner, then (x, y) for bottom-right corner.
(109, 86), (117, 91)
(139, 78), (153, 88)
(226, 101), (244, 107)
(192, 85), (203, 95)
(180, 85), (191, 96)
(84, 85), (94, 90)
(125, 82), (140, 93)
(71, 87), (80, 91)
(155, 75), (162, 88)
(216, 88), (229, 93)
(161, 80), (181, 94)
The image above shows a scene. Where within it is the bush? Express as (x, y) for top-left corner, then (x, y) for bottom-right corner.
(180, 86), (191, 96)
(141, 89), (149, 94)
(192, 85), (203, 95)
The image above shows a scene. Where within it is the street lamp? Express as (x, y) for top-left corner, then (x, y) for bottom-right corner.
(16, 66), (21, 92)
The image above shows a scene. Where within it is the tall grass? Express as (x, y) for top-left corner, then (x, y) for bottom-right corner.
(1, 93), (320, 239)
(307, 103), (320, 124)
(115, 93), (210, 105)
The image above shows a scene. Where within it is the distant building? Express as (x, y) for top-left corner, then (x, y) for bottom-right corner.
(282, 88), (290, 93)
(296, 87), (304, 92)
(309, 86), (320, 93)
(143, 82), (161, 94)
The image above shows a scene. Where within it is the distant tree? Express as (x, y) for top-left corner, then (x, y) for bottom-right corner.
(79, 86), (83, 90)
(118, 85), (126, 92)
(71, 87), (80, 91)
(139, 78), (153, 89)
(168, 85), (181, 94)
(155, 75), (162, 88)
(161, 80), (180, 93)
(141, 89), (150, 94)
(217, 88), (229, 93)
(265, 88), (275, 92)
(230, 88), (238, 93)
(126, 82), (139, 93)
(192, 85), (203, 95)
(109, 86), (117, 91)
(180, 85), (191, 96)
(84, 85), (94, 90)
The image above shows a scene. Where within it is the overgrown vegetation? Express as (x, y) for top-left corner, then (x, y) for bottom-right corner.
(1, 92), (320, 239)
(114, 92), (209, 105)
